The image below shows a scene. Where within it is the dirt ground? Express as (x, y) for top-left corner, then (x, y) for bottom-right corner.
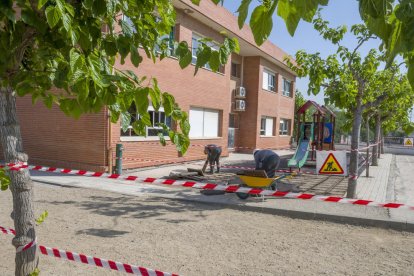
(1, 182), (414, 276)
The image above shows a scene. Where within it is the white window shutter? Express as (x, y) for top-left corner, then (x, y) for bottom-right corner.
(189, 108), (204, 137)
(262, 71), (268, 90)
(203, 109), (219, 137)
(265, 117), (273, 136)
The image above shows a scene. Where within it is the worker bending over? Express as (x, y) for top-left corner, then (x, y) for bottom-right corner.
(204, 144), (222, 173)
(253, 149), (280, 178)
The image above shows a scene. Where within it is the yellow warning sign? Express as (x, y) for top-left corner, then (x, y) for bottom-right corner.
(404, 138), (413, 147)
(319, 153), (344, 174)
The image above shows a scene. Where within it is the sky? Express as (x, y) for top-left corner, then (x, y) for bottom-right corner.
(221, 0), (381, 105)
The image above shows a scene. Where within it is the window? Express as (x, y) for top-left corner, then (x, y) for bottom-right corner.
(280, 119), (291, 135)
(260, 116), (274, 136)
(192, 33), (225, 73)
(231, 62), (241, 78)
(121, 106), (172, 137)
(283, 78), (292, 97)
(189, 107), (220, 138)
(262, 69), (276, 92)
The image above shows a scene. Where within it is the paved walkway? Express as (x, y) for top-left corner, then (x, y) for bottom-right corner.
(356, 154), (392, 202)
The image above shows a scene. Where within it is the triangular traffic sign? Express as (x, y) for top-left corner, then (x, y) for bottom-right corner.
(405, 139), (413, 146)
(319, 153), (344, 174)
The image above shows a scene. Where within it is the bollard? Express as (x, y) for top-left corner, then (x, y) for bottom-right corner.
(115, 143), (123, 175)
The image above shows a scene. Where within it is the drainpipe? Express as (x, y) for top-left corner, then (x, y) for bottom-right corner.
(241, 56), (244, 86)
(107, 108), (113, 174)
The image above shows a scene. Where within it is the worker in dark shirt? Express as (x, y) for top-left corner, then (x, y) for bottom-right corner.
(204, 144), (222, 173)
(253, 149), (280, 178)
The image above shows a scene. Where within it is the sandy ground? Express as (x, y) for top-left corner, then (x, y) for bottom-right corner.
(1, 182), (414, 276)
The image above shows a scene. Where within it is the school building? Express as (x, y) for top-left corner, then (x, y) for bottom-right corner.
(6, 0), (297, 172)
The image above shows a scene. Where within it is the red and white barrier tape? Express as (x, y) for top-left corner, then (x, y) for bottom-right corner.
(220, 165), (316, 175)
(0, 226), (178, 275)
(16, 238), (37, 253)
(5, 164), (414, 212)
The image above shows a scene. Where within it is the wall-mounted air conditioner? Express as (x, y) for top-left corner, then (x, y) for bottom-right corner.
(234, 100), (246, 111)
(234, 87), (246, 98)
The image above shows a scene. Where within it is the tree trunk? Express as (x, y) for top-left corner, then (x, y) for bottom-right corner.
(347, 95), (363, 198)
(0, 87), (38, 276)
(372, 113), (380, 166)
(380, 128), (384, 154)
(365, 118), (370, 177)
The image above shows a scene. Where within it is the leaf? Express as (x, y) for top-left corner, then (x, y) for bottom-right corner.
(35, 211), (48, 225)
(120, 18), (134, 37)
(0, 0), (15, 22)
(120, 111), (131, 132)
(130, 46), (142, 67)
(162, 93), (175, 115)
(158, 132), (167, 146)
(150, 79), (162, 111)
(38, 0), (48, 10)
(278, 0), (327, 36)
(209, 51), (220, 72)
(134, 87), (149, 115)
(61, 13), (72, 32)
(250, 5), (273, 45)
(191, 0), (201, 4)
(236, 0), (253, 29)
(195, 44), (211, 74)
(0, 169), (10, 191)
(175, 41), (192, 69)
(45, 6), (61, 28)
(131, 120), (146, 136)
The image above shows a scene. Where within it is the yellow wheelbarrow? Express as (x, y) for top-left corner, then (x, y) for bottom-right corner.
(236, 170), (296, 199)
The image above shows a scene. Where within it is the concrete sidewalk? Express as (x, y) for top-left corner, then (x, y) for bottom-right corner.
(356, 154), (392, 203)
(29, 152), (414, 232)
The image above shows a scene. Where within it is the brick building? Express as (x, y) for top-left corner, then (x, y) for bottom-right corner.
(6, 0), (296, 172)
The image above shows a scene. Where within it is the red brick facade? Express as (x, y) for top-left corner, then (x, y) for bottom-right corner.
(2, 0), (296, 171)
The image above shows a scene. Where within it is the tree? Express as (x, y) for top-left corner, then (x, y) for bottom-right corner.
(284, 16), (412, 198)
(0, 1), (239, 274)
(292, 89), (306, 143)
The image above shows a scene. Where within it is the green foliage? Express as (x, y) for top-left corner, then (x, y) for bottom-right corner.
(35, 211), (48, 226)
(29, 268), (40, 276)
(359, 0), (414, 88)
(0, 168), (10, 191)
(0, 0), (242, 155)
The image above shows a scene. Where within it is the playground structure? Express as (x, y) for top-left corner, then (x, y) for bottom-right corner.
(288, 101), (336, 169)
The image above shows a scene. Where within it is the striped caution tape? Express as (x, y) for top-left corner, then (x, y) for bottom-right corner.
(4, 164), (414, 211)
(0, 226), (178, 275)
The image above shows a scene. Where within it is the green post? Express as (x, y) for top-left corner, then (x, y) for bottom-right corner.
(115, 143), (123, 175)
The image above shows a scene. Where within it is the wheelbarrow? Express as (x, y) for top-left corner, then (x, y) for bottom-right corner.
(235, 170), (295, 199)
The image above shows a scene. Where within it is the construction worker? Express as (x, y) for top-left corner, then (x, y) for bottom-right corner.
(204, 144), (222, 173)
(253, 149), (280, 178)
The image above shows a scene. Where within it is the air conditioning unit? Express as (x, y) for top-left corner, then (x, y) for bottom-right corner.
(234, 87), (246, 98)
(234, 100), (246, 111)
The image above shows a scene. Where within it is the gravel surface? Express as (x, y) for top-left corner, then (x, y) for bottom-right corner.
(1, 182), (414, 276)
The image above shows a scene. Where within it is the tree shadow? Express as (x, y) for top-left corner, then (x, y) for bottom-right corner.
(76, 228), (130, 238)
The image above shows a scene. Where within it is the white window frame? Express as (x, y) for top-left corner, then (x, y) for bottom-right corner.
(189, 107), (221, 139)
(120, 105), (172, 140)
(262, 69), (276, 92)
(279, 119), (290, 136)
(283, 78), (292, 97)
(260, 116), (274, 137)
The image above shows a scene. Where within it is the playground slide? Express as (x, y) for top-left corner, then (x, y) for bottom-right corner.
(288, 139), (310, 168)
